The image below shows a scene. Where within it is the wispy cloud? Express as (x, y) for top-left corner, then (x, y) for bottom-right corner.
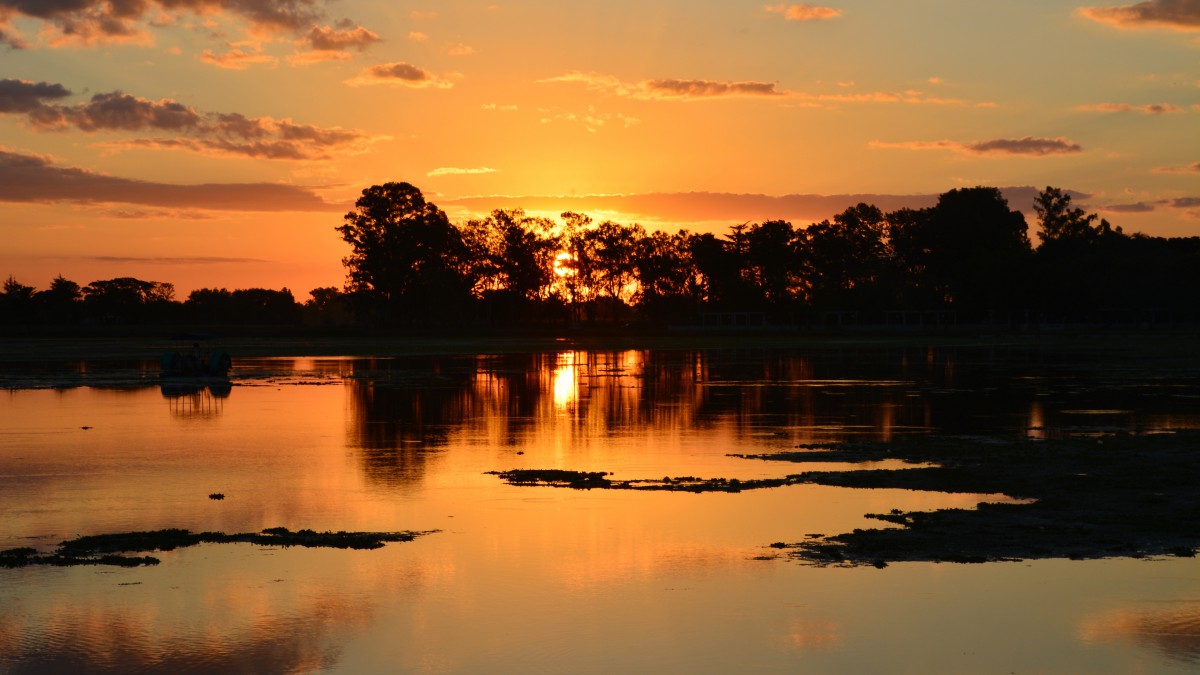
(345, 62), (453, 88)
(871, 136), (1084, 156)
(1, 81), (378, 160)
(0, 147), (338, 211)
(542, 71), (979, 106)
(447, 42), (475, 56)
(541, 71), (783, 100)
(538, 107), (641, 133)
(199, 44), (279, 70)
(441, 187), (1064, 226)
(86, 255), (268, 264)
(1076, 102), (1184, 114)
(1078, 0), (1200, 31)
(426, 167), (498, 176)
(1153, 161), (1200, 173)
(764, 4), (843, 21)
(1098, 201), (1158, 212)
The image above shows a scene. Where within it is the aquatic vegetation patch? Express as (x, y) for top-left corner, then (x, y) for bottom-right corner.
(0, 527), (437, 568)
(739, 432), (1200, 566)
(488, 469), (807, 492)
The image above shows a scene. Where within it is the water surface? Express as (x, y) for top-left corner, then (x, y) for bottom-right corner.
(2, 343), (1198, 673)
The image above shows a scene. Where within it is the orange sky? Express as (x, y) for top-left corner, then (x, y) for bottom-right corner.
(1, 1), (1196, 298)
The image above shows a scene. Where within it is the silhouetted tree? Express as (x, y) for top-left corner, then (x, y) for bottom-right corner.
(304, 286), (352, 326)
(82, 277), (176, 323)
(1033, 187), (1101, 245)
(336, 182), (474, 325)
(633, 229), (697, 321)
(36, 275), (82, 324)
(463, 209), (561, 322)
(1, 275), (36, 324)
(743, 219), (802, 306)
(923, 187), (1032, 311)
(582, 220), (643, 318)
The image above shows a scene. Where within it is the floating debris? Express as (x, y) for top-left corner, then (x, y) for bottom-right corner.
(487, 468), (807, 492)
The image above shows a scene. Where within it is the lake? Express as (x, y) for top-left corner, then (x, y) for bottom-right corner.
(1, 337), (1198, 673)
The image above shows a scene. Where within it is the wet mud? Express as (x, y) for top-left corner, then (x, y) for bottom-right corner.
(0, 527), (436, 568)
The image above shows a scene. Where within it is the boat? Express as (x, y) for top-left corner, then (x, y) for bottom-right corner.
(160, 335), (232, 378)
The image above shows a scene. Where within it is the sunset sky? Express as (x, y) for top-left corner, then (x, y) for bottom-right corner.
(1, 0), (1196, 298)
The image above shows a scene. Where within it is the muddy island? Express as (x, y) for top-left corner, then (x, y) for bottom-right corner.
(0, 527), (437, 568)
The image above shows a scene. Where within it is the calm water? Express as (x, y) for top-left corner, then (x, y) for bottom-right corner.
(1, 343), (1198, 673)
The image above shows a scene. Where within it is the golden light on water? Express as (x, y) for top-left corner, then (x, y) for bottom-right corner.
(553, 351), (579, 409)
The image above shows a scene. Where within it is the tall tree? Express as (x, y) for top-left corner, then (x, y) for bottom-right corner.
(1033, 186), (1098, 245)
(924, 187), (1032, 311)
(336, 182), (474, 325)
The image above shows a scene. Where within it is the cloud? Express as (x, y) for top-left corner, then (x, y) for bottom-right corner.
(482, 103), (518, 111)
(447, 42), (474, 56)
(645, 79), (783, 98)
(86, 255), (268, 263)
(1153, 161), (1200, 173)
(542, 71), (979, 106)
(426, 167), (498, 176)
(871, 136), (1084, 156)
(2, 84), (377, 160)
(304, 23), (380, 51)
(101, 208), (213, 220)
(408, 31), (428, 41)
(0, 0), (376, 52)
(199, 45), (279, 70)
(1098, 201), (1157, 212)
(541, 71), (784, 100)
(345, 62), (453, 88)
(441, 187), (1066, 227)
(538, 108), (641, 132)
(1076, 102), (1184, 114)
(0, 78), (72, 113)
(1078, 0), (1200, 31)
(0, 147), (339, 211)
(1170, 196), (1200, 207)
(765, 4), (842, 21)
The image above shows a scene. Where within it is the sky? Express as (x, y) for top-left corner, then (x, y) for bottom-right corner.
(1, 0), (1197, 298)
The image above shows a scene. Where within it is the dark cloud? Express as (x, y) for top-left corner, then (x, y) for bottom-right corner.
(643, 79), (783, 98)
(541, 71), (787, 100)
(1077, 102), (1184, 114)
(1170, 196), (1200, 207)
(1099, 201), (1157, 212)
(304, 23), (379, 51)
(0, 78), (72, 113)
(346, 62), (451, 88)
(0, 0), (366, 47)
(2, 82), (376, 159)
(964, 137), (1083, 156)
(1079, 0), (1200, 31)
(0, 148), (340, 210)
(872, 137), (1084, 156)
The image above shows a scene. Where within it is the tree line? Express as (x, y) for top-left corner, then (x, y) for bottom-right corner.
(3, 183), (1198, 331)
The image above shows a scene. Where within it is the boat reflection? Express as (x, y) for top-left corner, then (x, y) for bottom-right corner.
(160, 381), (231, 418)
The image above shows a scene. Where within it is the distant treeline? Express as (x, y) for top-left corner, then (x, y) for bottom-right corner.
(3, 183), (1198, 331)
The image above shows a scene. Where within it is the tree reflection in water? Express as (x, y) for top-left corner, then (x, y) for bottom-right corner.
(343, 345), (1200, 486)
